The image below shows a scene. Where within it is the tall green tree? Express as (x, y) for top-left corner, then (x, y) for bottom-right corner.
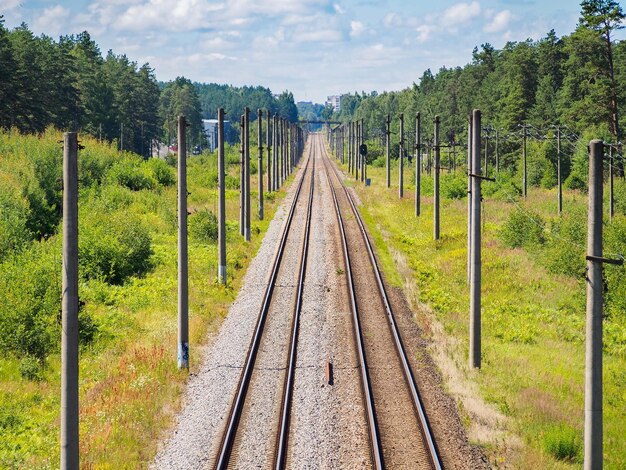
(579, 0), (625, 141)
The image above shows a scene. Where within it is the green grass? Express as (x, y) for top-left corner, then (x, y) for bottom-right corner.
(0, 129), (292, 468)
(339, 152), (626, 469)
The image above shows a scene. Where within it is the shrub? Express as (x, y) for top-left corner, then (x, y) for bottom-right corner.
(107, 158), (156, 191)
(604, 216), (626, 320)
(225, 175), (240, 189)
(499, 207), (545, 249)
(544, 210), (586, 277)
(189, 209), (218, 243)
(19, 356), (44, 381)
(441, 173), (467, 199)
(79, 213), (153, 284)
(146, 158), (176, 186)
(0, 186), (33, 260)
(0, 240), (60, 362)
(371, 156), (386, 168)
(564, 171), (587, 192)
(542, 424), (582, 463)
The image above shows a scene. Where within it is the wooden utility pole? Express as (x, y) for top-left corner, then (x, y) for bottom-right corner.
(61, 132), (79, 470)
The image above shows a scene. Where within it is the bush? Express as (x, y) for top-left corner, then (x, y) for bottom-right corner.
(0, 186), (33, 260)
(19, 356), (44, 381)
(564, 171), (587, 192)
(441, 173), (467, 199)
(544, 210), (586, 277)
(0, 240), (60, 362)
(499, 207), (545, 249)
(225, 174), (240, 189)
(107, 158), (156, 191)
(542, 424), (582, 463)
(189, 209), (218, 243)
(483, 172), (522, 201)
(146, 158), (176, 186)
(371, 156), (386, 168)
(79, 213), (153, 284)
(604, 216), (626, 320)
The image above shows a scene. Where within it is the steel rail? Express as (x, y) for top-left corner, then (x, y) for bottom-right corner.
(274, 137), (316, 469)
(321, 140), (443, 470)
(214, 143), (314, 470)
(319, 135), (385, 469)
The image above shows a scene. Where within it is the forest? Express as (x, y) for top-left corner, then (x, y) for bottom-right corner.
(0, 19), (298, 157)
(333, 1), (625, 183)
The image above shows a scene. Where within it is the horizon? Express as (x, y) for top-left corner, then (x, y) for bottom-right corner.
(3, 0), (625, 104)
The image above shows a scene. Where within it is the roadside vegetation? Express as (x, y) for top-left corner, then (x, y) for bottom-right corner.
(342, 139), (626, 468)
(0, 128), (287, 467)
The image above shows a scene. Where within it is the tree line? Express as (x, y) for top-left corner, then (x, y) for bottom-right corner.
(0, 18), (299, 156)
(333, 0), (624, 175)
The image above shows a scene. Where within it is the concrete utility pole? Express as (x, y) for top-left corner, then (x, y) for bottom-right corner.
(244, 108), (251, 241)
(355, 121), (360, 181)
(557, 127), (563, 214)
(584, 139), (604, 470)
(61, 132), (79, 470)
(415, 113), (421, 217)
(258, 109), (264, 220)
(177, 116), (189, 370)
(399, 113), (404, 198)
(434, 116), (441, 240)
(361, 119), (366, 181)
(609, 145), (614, 222)
(495, 128), (499, 174)
(273, 115), (278, 191)
(267, 111), (272, 193)
(386, 114), (391, 188)
(522, 124), (528, 198)
(217, 109), (227, 285)
(469, 109), (481, 369)
(484, 131), (489, 178)
(239, 115), (244, 236)
(467, 115), (473, 284)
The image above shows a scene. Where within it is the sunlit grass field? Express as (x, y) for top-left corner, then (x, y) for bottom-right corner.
(0, 129), (290, 468)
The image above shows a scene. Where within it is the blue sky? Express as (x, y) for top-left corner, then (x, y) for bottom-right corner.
(2, 0), (623, 103)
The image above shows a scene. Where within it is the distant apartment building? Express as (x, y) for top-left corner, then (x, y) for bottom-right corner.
(325, 95), (342, 112)
(203, 119), (231, 152)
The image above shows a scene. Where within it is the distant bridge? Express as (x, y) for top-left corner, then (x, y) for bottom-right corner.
(299, 120), (343, 125)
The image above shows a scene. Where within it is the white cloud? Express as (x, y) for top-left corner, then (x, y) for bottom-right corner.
(484, 10), (513, 33)
(333, 3), (345, 15)
(293, 28), (342, 43)
(441, 1), (481, 27)
(416, 25), (435, 43)
(350, 20), (365, 37)
(32, 5), (70, 36)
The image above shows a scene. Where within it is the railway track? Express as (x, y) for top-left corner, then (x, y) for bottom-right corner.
(319, 134), (442, 469)
(213, 138), (315, 469)
(212, 133), (441, 469)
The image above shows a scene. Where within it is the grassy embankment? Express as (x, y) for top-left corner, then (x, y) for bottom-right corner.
(335, 147), (626, 468)
(0, 129), (290, 468)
